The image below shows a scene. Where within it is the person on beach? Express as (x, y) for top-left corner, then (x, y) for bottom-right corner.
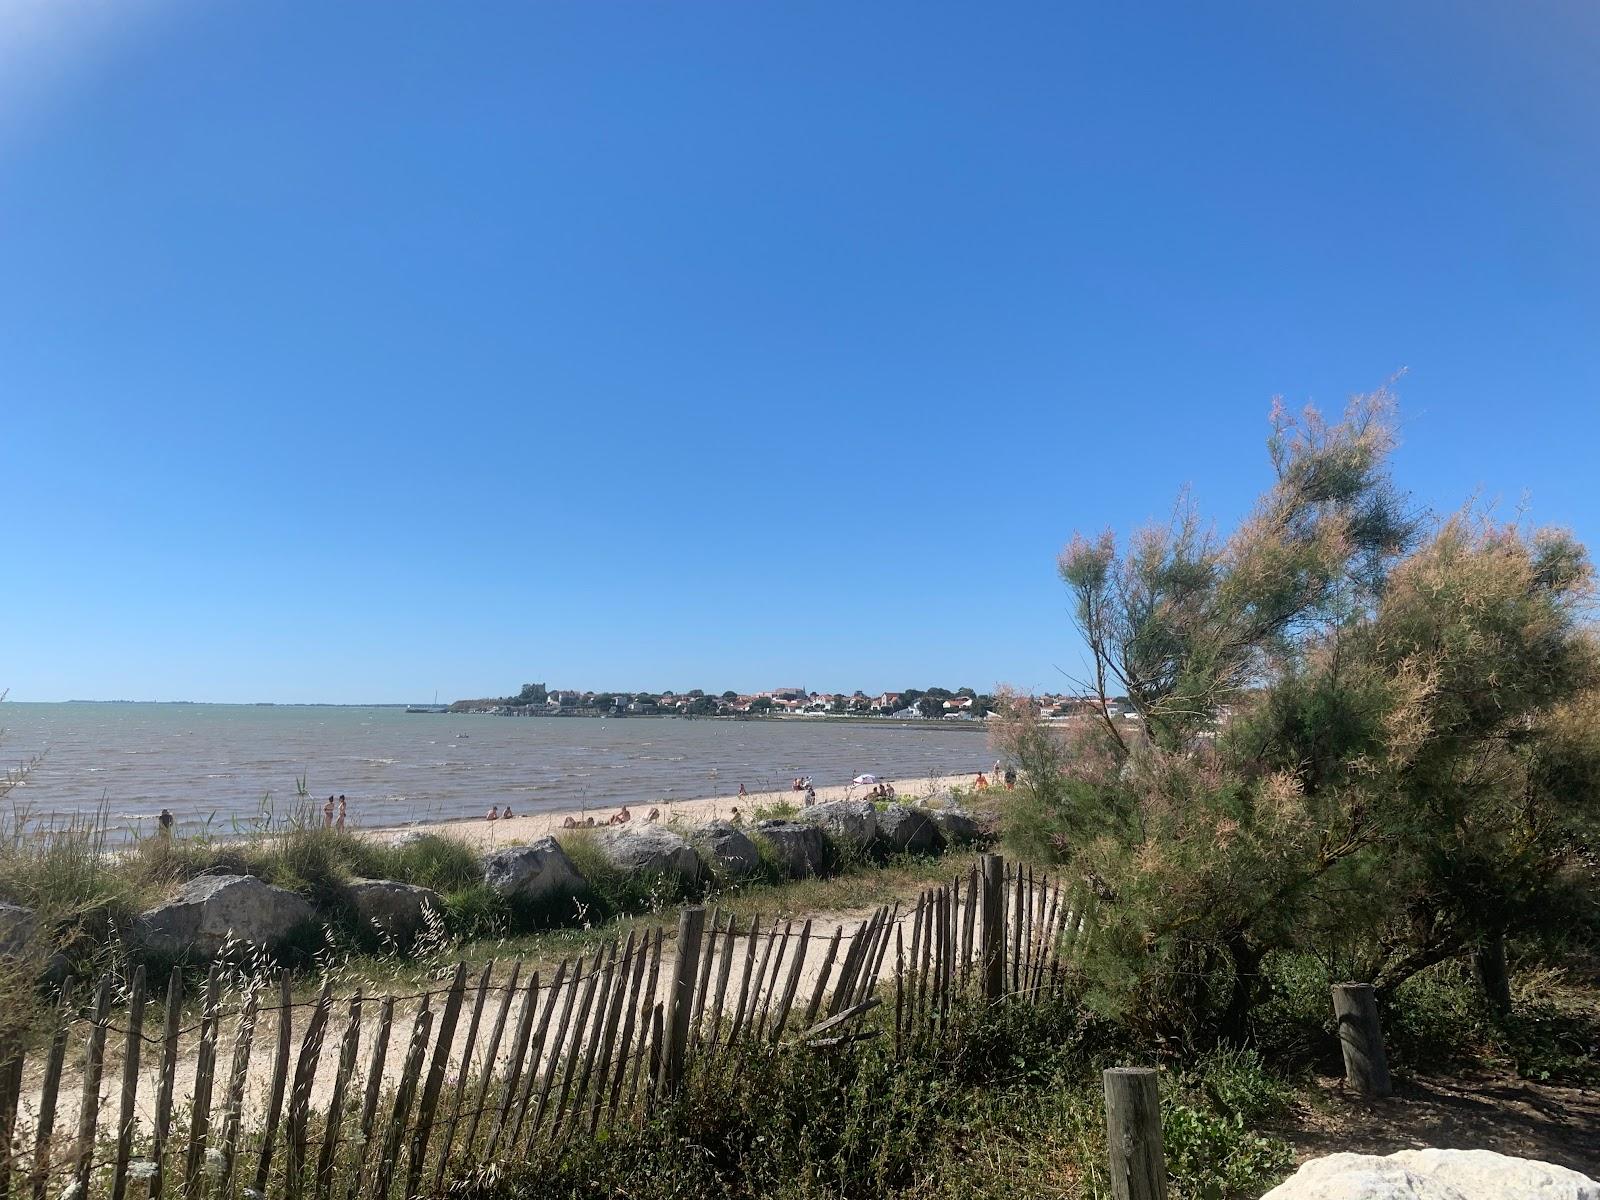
(562, 815), (577, 828)
(610, 805), (632, 825)
(992, 760), (1003, 782)
(585, 816), (597, 827)
(336, 796), (347, 830)
(323, 795), (335, 827)
(1004, 768), (1017, 790)
(738, 783), (748, 798)
(157, 808), (174, 838)
(486, 806), (499, 821)
(804, 783), (816, 806)
(975, 772), (989, 790)
(501, 805), (514, 819)
(646, 807), (660, 822)
(730, 806), (742, 825)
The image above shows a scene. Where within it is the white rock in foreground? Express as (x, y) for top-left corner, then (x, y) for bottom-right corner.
(1261, 1149), (1599, 1200)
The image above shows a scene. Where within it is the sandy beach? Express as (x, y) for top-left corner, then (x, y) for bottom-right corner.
(364, 771), (985, 849)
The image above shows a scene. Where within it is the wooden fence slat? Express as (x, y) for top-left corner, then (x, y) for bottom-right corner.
(858, 906), (894, 1004)
(0, 1023), (24, 1200)
(605, 941), (650, 1128)
(893, 924), (905, 1057)
(1010, 866), (1026, 993)
(216, 987), (261, 1200)
(345, 996), (394, 1200)
(283, 980), (333, 1200)
(586, 933), (635, 1135)
(503, 966), (555, 1155)
(521, 958), (582, 1147)
(741, 923), (778, 1044)
(432, 961), (493, 1192)
(545, 948), (607, 1141)
(704, 915), (737, 1053)
(179, 965), (224, 1200)
(106, 964), (146, 1200)
(313, 992), (361, 1200)
(29, 982), (74, 1200)
(1034, 881), (1061, 994)
(769, 919), (812, 1043)
(488, 963), (548, 1156)
(917, 892), (935, 1025)
(688, 906), (719, 1046)
(960, 870), (972, 992)
(459, 963), (519, 1162)
(826, 914), (873, 1018)
(642, 1004), (664, 1121)
(557, 942), (618, 1141)
(909, 893), (928, 1024)
(406, 962), (469, 1197)
(724, 918), (761, 1048)
(626, 931), (664, 1107)
(373, 1001), (431, 1200)
(509, 961), (568, 1151)
(72, 975), (113, 1197)
(935, 887), (950, 1028)
(253, 973), (295, 1196)
(801, 925), (841, 1030)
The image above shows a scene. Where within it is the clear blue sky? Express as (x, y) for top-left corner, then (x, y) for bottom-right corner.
(2, 2), (1597, 704)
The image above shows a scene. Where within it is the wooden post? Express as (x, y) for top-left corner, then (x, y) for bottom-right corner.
(0, 1032), (23, 1200)
(1010, 866), (1025, 993)
(606, 946), (650, 1127)
(1331, 983), (1392, 1097)
(1103, 1067), (1167, 1200)
(282, 980), (332, 1200)
(663, 906), (706, 1096)
(374, 1001), (432, 1200)
(980, 854), (1004, 1001)
(770, 919), (812, 1043)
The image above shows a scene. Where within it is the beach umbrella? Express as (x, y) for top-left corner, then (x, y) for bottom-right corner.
(852, 773), (878, 785)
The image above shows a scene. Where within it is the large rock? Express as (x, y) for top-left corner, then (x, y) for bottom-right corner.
(483, 837), (588, 901)
(877, 805), (939, 854)
(692, 821), (761, 879)
(590, 826), (703, 883)
(753, 820), (830, 878)
(0, 902), (37, 957)
(135, 875), (315, 958)
(1261, 1150), (1600, 1200)
(928, 805), (981, 845)
(804, 799), (878, 847)
(347, 879), (443, 944)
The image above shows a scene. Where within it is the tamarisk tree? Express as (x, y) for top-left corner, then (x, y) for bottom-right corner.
(999, 390), (1600, 1039)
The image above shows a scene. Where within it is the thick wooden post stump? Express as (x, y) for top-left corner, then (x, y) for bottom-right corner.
(1103, 1067), (1166, 1200)
(979, 854), (1005, 1001)
(1331, 982), (1391, 1097)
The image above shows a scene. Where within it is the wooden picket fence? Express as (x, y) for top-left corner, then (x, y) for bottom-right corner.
(0, 855), (1088, 1200)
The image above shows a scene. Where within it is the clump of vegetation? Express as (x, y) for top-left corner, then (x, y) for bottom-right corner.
(448, 995), (1295, 1200)
(998, 388), (1600, 1051)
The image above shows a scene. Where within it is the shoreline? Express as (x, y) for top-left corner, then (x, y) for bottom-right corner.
(360, 771), (986, 851)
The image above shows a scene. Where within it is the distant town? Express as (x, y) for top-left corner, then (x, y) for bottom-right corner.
(432, 683), (1148, 723)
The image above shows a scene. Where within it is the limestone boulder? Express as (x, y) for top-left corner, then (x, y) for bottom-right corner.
(347, 879), (443, 944)
(804, 799), (878, 847)
(1261, 1150), (1599, 1200)
(877, 805), (939, 854)
(482, 837), (588, 902)
(590, 826), (703, 883)
(135, 875), (316, 958)
(692, 821), (762, 879)
(753, 820), (830, 878)
(929, 805), (982, 845)
(0, 902), (37, 957)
